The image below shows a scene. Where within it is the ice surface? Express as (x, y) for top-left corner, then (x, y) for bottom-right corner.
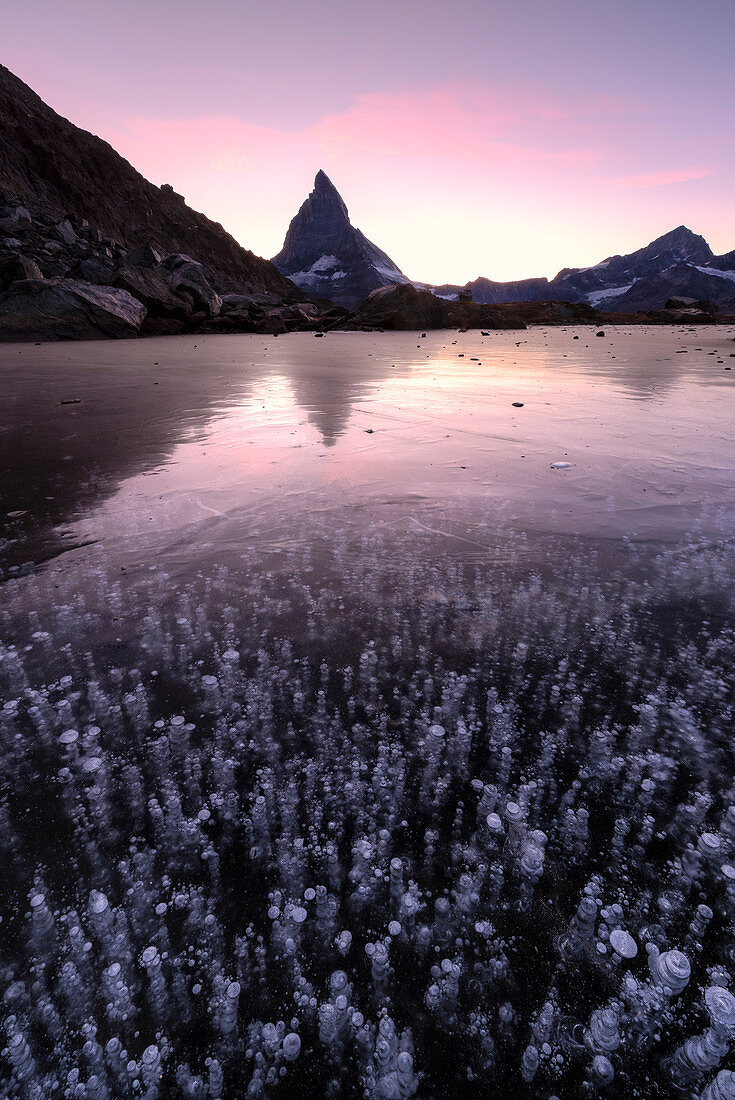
(0, 328), (735, 1096)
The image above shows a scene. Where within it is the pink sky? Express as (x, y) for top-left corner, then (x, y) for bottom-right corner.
(4, 0), (734, 283)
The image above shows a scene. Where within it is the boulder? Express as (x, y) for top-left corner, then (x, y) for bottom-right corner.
(341, 284), (525, 330)
(0, 253), (43, 292)
(647, 307), (715, 324)
(66, 257), (115, 285)
(159, 254), (221, 317)
(112, 265), (193, 320)
(126, 243), (163, 268)
(344, 284), (461, 330)
(664, 296), (716, 315)
(220, 292), (258, 312)
(0, 217), (29, 235)
(206, 300), (268, 332)
(0, 278), (146, 341)
(54, 218), (77, 246)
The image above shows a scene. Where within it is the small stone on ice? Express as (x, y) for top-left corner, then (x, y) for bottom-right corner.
(550, 462), (572, 469)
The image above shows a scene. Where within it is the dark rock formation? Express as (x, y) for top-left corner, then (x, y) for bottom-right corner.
(0, 279), (146, 340)
(0, 253), (42, 291)
(158, 254), (222, 317)
(111, 266), (194, 321)
(0, 64), (301, 300)
(337, 283), (600, 331)
(0, 63), (341, 340)
(272, 171), (408, 308)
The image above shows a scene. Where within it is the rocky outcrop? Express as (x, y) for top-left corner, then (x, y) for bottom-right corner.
(272, 171), (408, 308)
(0, 184), (341, 340)
(0, 253), (42, 291)
(0, 63), (345, 340)
(0, 64), (304, 301)
(111, 266), (194, 321)
(337, 284), (601, 330)
(0, 279), (146, 340)
(158, 254), (222, 317)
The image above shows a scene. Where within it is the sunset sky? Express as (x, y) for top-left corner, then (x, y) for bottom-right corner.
(4, 0), (734, 284)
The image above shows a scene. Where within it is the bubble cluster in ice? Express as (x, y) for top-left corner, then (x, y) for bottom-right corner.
(0, 519), (734, 1096)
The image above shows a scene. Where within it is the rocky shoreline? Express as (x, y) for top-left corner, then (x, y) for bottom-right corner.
(0, 197), (731, 343)
(0, 194), (349, 341)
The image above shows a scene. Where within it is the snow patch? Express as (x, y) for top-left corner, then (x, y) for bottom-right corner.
(586, 283), (636, 307)
(310, 254), (342, 273)
(695, 266), (735, 284)
(372, 262), (408, 286)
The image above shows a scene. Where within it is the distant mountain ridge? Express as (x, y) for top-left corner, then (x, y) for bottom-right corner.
(274, 174), (735, 313)
(421, 225), (735, 312)
(272, 171), (408, 308)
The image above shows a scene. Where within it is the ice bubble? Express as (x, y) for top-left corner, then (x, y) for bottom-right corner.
(282, 1032), (301, 1061)
(610, 929), (638, 959)
(59, 729), (79, 745)
(89, 892), (109, 915)
(706, 986), (735, 1031)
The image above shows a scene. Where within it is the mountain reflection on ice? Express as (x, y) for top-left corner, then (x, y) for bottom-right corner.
(1, 328), (735, 1098)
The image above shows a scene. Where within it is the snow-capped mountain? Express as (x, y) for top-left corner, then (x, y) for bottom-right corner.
(546, 226), (735, 310)
(271, 171), (408, 308)
(437, 227), (735, 312)
(274, 172), (735, 315)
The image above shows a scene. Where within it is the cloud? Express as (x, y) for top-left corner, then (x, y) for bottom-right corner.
(610, 166), (714, 189)
(105, 81), (624, 188)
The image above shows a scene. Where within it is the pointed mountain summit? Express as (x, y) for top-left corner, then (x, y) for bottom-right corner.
(272, 171), (407, 308)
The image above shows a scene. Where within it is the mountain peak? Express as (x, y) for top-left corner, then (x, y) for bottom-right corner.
(272, 171), (406, 308)
(314, 169), (337, 191)
(644, 225), (713, 265)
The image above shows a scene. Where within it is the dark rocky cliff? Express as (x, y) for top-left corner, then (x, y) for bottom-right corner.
(0, 63), (298, 299)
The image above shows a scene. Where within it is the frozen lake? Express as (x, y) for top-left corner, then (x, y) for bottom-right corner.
(2, 325), (735, 584)
(1, 327), (735, 1099)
